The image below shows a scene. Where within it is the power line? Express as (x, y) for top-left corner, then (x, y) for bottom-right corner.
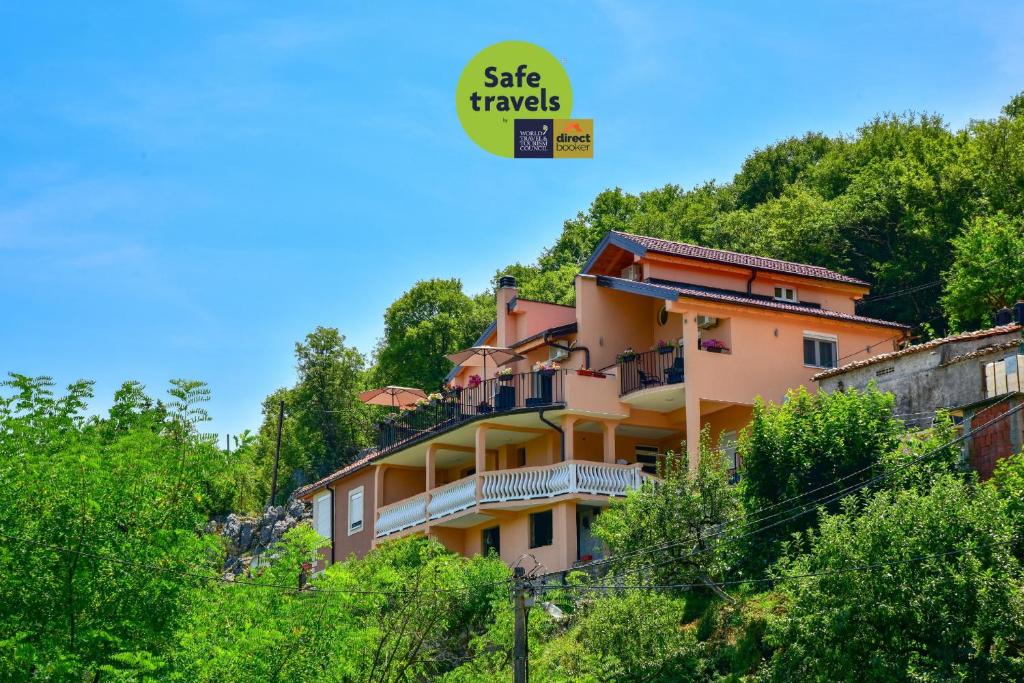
(858, 279), (943, 304)
(0, 531), (511, 597)
(538, 396), (1023, 580)
(537, 536), (1019, 592)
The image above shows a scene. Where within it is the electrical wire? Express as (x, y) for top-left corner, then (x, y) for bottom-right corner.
(534, 396), (1023, 580)
(0, 530), (512, 597)
(535, 537), (1019, 592)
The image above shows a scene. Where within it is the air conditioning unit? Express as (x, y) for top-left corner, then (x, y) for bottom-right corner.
(620, 264), (641, 281)
(695, 315), (719, 330)
(549, 346), (569, 361)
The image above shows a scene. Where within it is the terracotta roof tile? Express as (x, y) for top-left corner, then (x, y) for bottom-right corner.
(812, 324), (1022, 380)
(612, 231), (869, 286)
(293, 447), (380, 499)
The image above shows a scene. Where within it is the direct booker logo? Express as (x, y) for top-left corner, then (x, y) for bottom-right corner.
(456, 41), (593, 158)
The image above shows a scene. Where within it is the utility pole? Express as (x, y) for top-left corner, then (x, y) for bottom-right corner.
(269, 400), (285, 508)
(225, 433), (230, 456)
(512, 566), (529, 683)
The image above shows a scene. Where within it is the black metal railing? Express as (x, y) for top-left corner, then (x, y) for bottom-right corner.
(618, 347), (684, 396)
(375, 370), (565, 453)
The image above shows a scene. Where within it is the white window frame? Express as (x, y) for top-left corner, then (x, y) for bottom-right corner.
(719, 431), (739, 471)
(312, 491), (332, 540)
(348, 486), (364, 536)
(803, 332), (838, 369)
(774, 286), (798, 303)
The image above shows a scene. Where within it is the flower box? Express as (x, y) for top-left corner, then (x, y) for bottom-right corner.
(576, 369), (607, 378)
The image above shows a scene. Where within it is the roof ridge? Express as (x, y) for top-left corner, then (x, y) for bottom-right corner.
(608, 231), (867, 286)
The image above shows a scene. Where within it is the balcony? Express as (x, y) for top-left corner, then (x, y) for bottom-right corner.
(375, 461), (645, 538)
(375, 370), (565, 454)
(618, 347), (684, 396)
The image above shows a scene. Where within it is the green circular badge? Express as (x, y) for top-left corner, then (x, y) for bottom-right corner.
(456, 41), (573, 157)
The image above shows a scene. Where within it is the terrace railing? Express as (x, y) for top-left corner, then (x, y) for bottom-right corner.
(375, 462), (645, 538)
(618, 347), (684, 396)
(375, 370), (564, 454)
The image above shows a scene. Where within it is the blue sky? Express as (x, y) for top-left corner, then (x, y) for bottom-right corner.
(1, 1), (1021, 438)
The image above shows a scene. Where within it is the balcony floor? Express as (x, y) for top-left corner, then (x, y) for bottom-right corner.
(620, 382), (686, 412)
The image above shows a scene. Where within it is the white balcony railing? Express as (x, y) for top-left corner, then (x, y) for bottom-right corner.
(375, 492), (428, 538)
(375, 462), (644, 539)
(480, 462), (642, 502)
(427, 476), (477, 520)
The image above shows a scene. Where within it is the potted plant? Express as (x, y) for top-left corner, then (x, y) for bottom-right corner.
(444, 381), (463, 397)
(616, 347), (637, 363)
(655, 339), (675, 355)
(536, 360), (560, 377)
(700, 338), (729, 353)
(576, 367), (607, 378)
(467, 374), (482, 389)
(497, 367), (515, 382)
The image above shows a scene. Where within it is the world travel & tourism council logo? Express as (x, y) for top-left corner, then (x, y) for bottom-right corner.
(456, 41), (593, 158)
(512, 118), (593, 158)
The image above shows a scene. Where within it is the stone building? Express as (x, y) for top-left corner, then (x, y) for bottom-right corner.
(815, 310), (1024, 479)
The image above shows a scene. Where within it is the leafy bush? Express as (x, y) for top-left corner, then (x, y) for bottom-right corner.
(739, 385), (905, 571)
(765, 472), (1024, 681)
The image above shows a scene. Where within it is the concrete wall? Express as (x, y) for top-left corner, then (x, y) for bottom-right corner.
(818, 330), (1022, 421)
(331, 467), (375, 563)
(675, 300), (898, 408)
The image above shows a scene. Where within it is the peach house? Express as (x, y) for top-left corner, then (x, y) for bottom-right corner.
(296, 231), (907, 573)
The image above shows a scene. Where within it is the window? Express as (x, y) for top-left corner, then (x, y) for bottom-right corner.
(529, 510), (553, 548)
(313, 491), (331, 539)
(347, 486), (364, 535)
(657, 305), (668, 326)
(482, 526), (501, 556)
(774, 286), (797, 303)
(803, 334), (837, 368)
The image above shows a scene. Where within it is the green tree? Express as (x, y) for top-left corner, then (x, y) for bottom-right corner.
(252, 327), (372, 505)
(733, 132), (837, 209)
(592, 429), (741, 592)
(374, 279), (493, 392)
(739, 385), (906, 571)
(941, 212), (1024, 329)
(173, 532), (508, 682)
(765, 472), (1024, 681)
(0, 374), (225, 679)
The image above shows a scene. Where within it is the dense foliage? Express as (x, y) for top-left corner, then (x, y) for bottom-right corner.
(0, 375), (228, 678)
(172, 531), (508, 682)
(739, 385), (907, 570)
(591, 428), (741, 590)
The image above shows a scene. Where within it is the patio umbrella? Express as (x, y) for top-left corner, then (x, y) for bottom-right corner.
(445, 345), (525, 383)
(358, 386), (427, 409)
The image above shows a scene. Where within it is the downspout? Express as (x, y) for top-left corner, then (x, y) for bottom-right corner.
(543, 331), (590, 369)
(746, 268), (758, 295)
(538, 407), (565, 462)
(327, 484), (335, 565)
